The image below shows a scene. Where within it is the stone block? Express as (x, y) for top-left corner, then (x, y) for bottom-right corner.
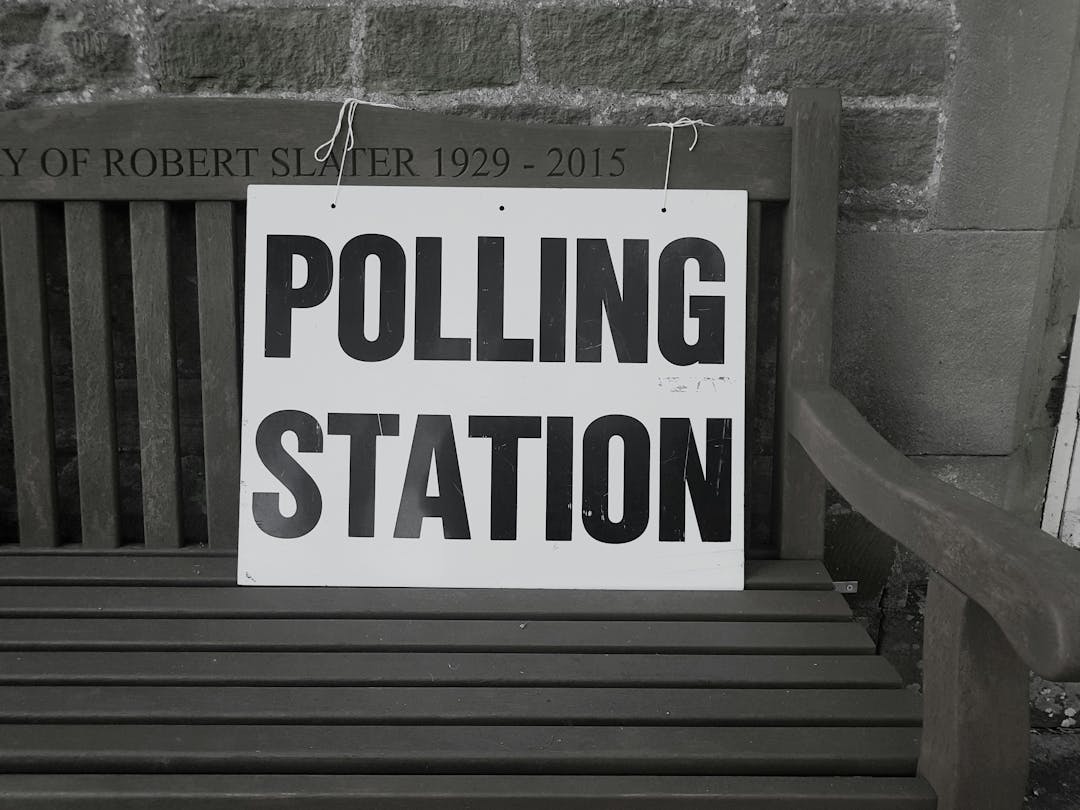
(601, 103), (783, 129)
(833, 230), (1055, 455)
(0, 4), (48, 47)
(1066, 139), (1080, 229)
(1005, 229), (1080, 521)
(363, 7), (520, 91)
(153, 7), (350, 93)
(840, 106), (938, 189)
(62, 29), (132, 78)
(839, 187), (931, 226)
(448, 103), (590, 126)
(0, 4), (48, 108)
(755, 5), (949, 95)
(933, 0), (1080, 229)
(530, 5), (747, 92)
(1045, 229), (1080, 429)
(911, 455), (1011, 505)
(0, 2), (140, 106)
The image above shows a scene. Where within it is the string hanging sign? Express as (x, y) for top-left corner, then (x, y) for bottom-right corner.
(647, 117), (715, 211)
(313, 97), (401, 208)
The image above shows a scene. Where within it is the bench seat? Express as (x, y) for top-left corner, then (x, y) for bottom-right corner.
(0, 555), (933, 808)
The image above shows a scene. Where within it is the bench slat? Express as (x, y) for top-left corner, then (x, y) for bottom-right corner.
(776, 89), (840, 560)
(0, 617), (874, 653)
(64, 201), (120, 547)
(0, 202), (57, 547)
(0, 685), (921, 726)
(0, 585), (850, 620)
(0, 724), (921, 776)
(129, 202), (182, 548)
(195, 202), (240, 550)
(0, 775), (939, 809)
(744, 559), (833, 589)
(745, 202), (762, 541)
(0, 555), (836, 589)
(0, 100), (793, 202)
(0, 651), (903, 687)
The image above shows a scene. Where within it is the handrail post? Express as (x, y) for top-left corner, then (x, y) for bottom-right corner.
(918, 573), (1029, 809)
(776, 88), (840, 558)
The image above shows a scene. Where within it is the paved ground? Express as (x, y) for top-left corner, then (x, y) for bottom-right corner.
(1025, 730), (1080, 808)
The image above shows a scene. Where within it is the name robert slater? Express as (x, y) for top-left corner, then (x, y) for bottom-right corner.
(0, 145), (417, 178)
(254, 232), (736, 546)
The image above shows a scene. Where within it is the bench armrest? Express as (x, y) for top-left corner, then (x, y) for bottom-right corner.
(790, 383), (1080, 681)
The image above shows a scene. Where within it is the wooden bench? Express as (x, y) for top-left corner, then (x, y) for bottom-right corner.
(0, 88), (1076, 808)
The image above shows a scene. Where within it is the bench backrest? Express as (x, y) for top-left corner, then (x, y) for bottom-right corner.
(0, 90), (839, 561)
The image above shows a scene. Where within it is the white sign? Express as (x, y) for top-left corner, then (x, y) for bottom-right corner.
(238, 186), (747, 589)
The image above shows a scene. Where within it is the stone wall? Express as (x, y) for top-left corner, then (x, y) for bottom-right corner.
(2, 0), (1080, 785)
(1, 0), (951, 218)
(0, 0), (961, 536)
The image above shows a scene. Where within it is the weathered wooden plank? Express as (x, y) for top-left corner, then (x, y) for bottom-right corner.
(0, 551), (235, 580)
(745, 201), (762, 545)
(195, 202), (239, 549)
(0, 652), (903, 687)
(0, 774), (939, 809)
(775, 88), (840, 560)
(64, 201), (120, 547)
(129, 202), (182, 548)
(0, 586), (850, 620)
(917, 574), (1028, 810)
(0, 100), (792, 201)
(748, 559), (833, 590)
(0, 724), (922, 775)
(0, 203), (57, 547)
(792, 384), (1080, 681)
(746, 202), (762, 406)
(0, 685), (921, 726)
(0, 618), (874, 653)
(0, 555), (835, 589)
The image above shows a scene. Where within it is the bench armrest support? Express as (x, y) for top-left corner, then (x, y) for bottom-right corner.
(790, 383), (1080, 681)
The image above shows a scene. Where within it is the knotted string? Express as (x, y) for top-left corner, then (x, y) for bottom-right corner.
(314, 97), (401, 208)
(647, 117), (715, 210)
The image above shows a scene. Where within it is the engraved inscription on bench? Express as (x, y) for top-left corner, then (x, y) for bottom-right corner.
(0, 144), (630, 182)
